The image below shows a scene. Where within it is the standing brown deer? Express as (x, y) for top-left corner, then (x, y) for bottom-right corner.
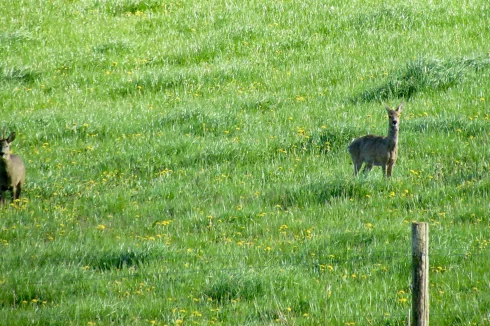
(0, 132), (26, 205)
(348, 103), (404, 177)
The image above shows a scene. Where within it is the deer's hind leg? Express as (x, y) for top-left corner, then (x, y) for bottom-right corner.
(381, 164), (387, 177)
(362, 162), (373, 174)
(13, 183), (22, 201)
(350, 154), (364, 176)
(354, 160), (364, 175)
(0, 189), (6, 206)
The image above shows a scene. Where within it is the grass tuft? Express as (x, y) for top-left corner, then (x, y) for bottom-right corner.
(111, 71), (194, 96)
(92, 41), (130, 54)
(296, 128), (359, 154)
(0, 30), (33, 44)
(352, 5), (418, 31)
(96, 0), (163, 15)
(353, 56), (490, 102)
(0, 66), (40, 84)
(203, 274), (264, 303)
(86, 248), (152, 270)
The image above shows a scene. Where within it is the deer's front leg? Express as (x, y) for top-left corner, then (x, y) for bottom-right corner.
(386, 164), (394, 177)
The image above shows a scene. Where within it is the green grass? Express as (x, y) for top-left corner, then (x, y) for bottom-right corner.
(1, 0), (490, 325)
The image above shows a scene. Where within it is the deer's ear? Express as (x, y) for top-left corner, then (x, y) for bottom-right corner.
(7, 132), (16, 143)
(396, 103), (404, 112)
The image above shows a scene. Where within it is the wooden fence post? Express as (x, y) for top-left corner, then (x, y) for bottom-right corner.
(412, 222), (429, 326)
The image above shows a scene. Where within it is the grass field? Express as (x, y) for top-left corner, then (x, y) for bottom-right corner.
(1, 0), (490, 324)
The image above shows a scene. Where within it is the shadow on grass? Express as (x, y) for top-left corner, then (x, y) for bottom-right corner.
(2, 282), (60, 308)
(155, 109), (239, 137)
(110, 67), (237, 96)
(111, 71), (194, 97)
(240, 96), (285, 113)
(92, 41), (130, 54)
(203, 273), (264, 303)
(95, 0), (163, 15)
(267, 178), (376, 209)
(85, 248), (153, 271)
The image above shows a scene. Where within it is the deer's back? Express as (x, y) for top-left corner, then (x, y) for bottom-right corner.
(348, 135), (384, 152)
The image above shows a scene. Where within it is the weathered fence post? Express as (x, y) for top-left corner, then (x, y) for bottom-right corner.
(412, 222), (429, 326)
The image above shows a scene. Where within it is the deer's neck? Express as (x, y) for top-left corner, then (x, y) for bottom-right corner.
(387, 126), (399, 150)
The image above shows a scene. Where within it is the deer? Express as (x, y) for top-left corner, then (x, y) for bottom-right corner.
(0, 132), (26, 205)
(347, 103), (404, 177)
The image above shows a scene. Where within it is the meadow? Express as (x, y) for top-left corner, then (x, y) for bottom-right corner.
(1, 0), (489, 324)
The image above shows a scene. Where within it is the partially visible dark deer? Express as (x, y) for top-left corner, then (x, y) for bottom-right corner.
(348, 103), (404, 177)
(0, 132), (25, 205)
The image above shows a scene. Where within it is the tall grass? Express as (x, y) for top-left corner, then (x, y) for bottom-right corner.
(1, 0), (489, 325)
